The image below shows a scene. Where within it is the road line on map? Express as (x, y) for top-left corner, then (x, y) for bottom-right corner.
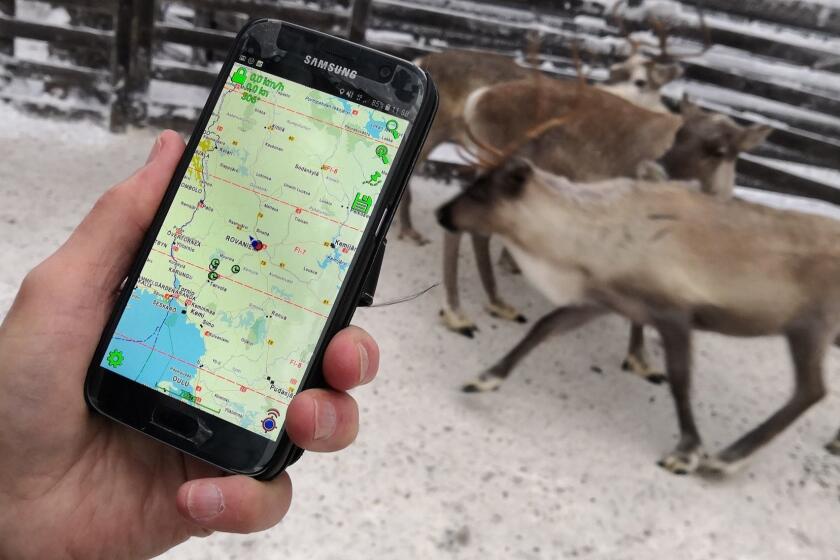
(207, 172), (363, 234)
(222, 85), (399, 149)
(114, 332), (289, 407)
(151, 248), (329, 319)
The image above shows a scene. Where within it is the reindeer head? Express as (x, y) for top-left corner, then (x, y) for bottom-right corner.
(437, 158), (535, 238)
(606, 53), (683, 95)
(662, 98), (773, 198)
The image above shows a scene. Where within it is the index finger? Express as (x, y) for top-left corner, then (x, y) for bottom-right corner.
(321, 326), (379, 392)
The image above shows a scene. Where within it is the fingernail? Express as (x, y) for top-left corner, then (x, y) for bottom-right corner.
(186, 482), (224, 522)
(358, 342), (371, 385)
(313, 399), (337, 441)
(145, 134), (164, 164)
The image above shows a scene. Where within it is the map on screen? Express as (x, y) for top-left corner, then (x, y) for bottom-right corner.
(100, 63), (407, 440)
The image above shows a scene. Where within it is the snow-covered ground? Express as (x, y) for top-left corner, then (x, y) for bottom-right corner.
(3, 107), (840, 559)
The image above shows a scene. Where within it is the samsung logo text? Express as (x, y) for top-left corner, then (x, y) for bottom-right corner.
(304, 55), (358, 79)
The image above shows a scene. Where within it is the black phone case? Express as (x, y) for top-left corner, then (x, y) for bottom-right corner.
(84, 19), (439, 480)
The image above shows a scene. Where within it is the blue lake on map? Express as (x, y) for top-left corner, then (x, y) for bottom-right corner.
(271, 287), (295, 300)
(104, 288), (206, 392)
(317, 241), (350, 273)
(365, 111), (386, 139)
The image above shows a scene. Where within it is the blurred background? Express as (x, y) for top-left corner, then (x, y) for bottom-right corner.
(2, 1), (840, 558)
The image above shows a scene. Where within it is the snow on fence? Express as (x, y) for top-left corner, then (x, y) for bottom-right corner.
(0, 0), (838, 202)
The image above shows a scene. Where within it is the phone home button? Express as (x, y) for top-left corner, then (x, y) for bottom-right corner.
(151, 406), (211, 445)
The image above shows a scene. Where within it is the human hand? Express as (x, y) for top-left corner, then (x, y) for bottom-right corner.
(0, 131), (380, 560)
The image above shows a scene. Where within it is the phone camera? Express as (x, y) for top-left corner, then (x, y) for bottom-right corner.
(379, 66), (393, 80)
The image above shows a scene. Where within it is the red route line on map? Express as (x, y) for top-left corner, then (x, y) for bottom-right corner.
(207, 172), (363, 234)
(151, 248), (328, 319)
(115, 331), (288, 407)
(222, 84), (399, 149)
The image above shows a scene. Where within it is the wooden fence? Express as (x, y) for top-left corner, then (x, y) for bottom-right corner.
(0, 0), (838, 203)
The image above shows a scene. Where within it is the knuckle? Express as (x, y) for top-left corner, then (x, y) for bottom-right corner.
(17, 262), (54, 302)
(93, 183), (125, 212)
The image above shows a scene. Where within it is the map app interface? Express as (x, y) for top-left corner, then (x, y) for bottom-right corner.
(101, 62), (408, 440)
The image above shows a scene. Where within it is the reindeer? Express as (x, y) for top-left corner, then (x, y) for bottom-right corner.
(398, 42), (683, 245)
(599, 41), (682, 114)
(440, 78), (772, 385)
(436, 156), (840, 476)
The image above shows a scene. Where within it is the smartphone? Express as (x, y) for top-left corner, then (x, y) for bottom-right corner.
(85, 19), (437, 479)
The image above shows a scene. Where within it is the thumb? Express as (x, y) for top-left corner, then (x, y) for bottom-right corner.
(46, 130), (186, 304)
(177, 473), (294, 534)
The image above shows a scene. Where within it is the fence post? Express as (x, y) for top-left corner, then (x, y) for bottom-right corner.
(0, 0), (14, 56)
(111, 0), (154, 131)
(348, 0), (372, 43)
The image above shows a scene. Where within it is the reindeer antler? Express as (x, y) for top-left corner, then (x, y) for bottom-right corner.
(612, 0), (712, 63)
(648, 1), (712, 63)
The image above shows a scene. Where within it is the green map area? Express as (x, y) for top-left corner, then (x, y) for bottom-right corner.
(102, 63), (407, 439)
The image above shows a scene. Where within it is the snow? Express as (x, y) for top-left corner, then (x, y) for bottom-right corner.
(3, 105), (840, 560)
(428, 142), (476, 165)
(744, 154), (840, 187)
(672, 80), (840, 132)
(364, 29), (417, 45)
(696, 45), (840, 96)
(148, 79), (214, 113)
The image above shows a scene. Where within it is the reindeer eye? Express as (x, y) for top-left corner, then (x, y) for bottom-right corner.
(704, 144), (727, 158)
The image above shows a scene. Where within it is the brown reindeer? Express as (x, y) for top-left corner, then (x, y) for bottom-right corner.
(441, 78), (772, 384)
(399, 46), (683, 245)
(436, 157), (840, 476)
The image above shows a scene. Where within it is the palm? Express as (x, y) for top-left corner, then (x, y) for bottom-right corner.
(0, 265), (211, 559)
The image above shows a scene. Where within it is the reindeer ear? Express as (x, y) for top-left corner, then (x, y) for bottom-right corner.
(738, 124), (773, 152)
(649, 63), (683, 88)
(679, 95), (704, 119)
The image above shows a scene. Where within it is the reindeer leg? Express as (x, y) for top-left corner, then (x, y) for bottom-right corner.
(622, 323), (667, 385)
(440, 231), (478, 337)
(656, 322), (704, 475)
(471, 234), (527, 323)
(497, 247), (522, 275)
(703, 328), (829, 476)
(463, 306), (604, 393)
(396, 187), (430, 246)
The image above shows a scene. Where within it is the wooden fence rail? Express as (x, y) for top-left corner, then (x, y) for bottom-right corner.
(0, 0), (838, 203)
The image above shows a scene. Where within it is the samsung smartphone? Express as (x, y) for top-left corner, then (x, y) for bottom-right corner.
(85, 19), (437, 479)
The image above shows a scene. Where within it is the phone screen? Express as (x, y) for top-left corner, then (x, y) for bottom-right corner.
(100, 61), (409, 440)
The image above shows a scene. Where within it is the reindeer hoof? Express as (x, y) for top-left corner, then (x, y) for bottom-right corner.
(456, 326), (478, 338)
(485, 301), (527, 323)
(440, 308), (479, 338)
(825, 439), (840, 456)
(646, 373), (668, 385)
(462, 373), (503, 393)
(622, 355), (666, 385)
(397, 228), (430, 246)
(657, 448), (702, 475)
(698, 453), (747, 478)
